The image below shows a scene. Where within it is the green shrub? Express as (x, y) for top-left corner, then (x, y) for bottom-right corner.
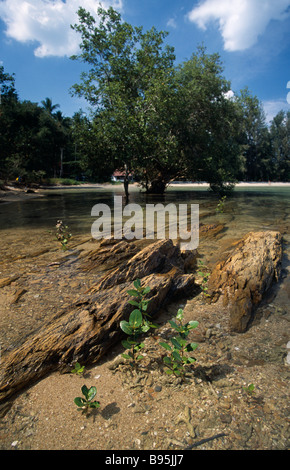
(160, 308), (198, 381)
(74, 385), (100, 414)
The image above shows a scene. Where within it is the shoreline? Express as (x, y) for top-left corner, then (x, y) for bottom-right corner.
(1, 181), (289, 205)
(42, 181), (290, 189)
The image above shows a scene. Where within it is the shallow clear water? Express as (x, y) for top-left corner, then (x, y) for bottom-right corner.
(1, 185), (289, 248)
(0, 186), (290, 235)
(0, 186), (290, 248)
(0, 184), (289, 347)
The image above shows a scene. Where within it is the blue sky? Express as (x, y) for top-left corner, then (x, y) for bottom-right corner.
(0, 0), (290, 123)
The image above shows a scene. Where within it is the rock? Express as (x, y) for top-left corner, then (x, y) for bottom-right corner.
(11, 288), (27, 304)
(208, 231), (283, 332)
(0, 239), (197, 404)
(199, 223), (225, 238)
(0, 276), (20, 288)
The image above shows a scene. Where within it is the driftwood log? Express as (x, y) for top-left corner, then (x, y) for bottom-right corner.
(207, 231), (283, 332)
(0, 239), (197, 404)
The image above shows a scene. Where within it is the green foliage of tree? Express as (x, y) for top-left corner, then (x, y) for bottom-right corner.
(269, 111), (290, 181)
(235, 87), (271, 182)
(70, 6), (179, 194)
(41, 97), (60, 115)
(0, 65), (74, 183)
(0, 17), (288, 188)
(176, 46), (243, 194)
(70, 8), (249, 195)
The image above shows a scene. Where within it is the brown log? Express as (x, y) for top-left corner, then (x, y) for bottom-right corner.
(0, 239), (196, 404)
(207, 231), (283, 332)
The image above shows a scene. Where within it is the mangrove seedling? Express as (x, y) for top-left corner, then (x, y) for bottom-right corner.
(127, 278), (158, 332)
(74, 385), (100, 414)
(120, 279), (158, 368)
(243, 383), (255, 396)
(160, 308), (199, 381)
(197, 260), (211, 299)
(55, 219), (72, 250)
(71, 361), (85, 376)
(216, 195), (227, 213)
(120, 308), (145, 367)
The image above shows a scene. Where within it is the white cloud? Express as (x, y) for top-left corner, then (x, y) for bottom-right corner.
(167, 18), (177, 29)
(223, 89), (235, 100)
(0, 0), (123, 57)
(263, 99), (290, 123)
(187, 0), (290, 51)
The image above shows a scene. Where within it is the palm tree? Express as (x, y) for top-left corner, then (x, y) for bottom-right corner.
(41, 97), (60, 115)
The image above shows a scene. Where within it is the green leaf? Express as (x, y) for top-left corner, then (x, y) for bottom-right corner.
(187, 357), (196, 363)
(134, 342), (144, 352)
(176, 309), (184, 321)
(172, 350), (182, 363)
(169, 320), (179, 331)
(120, 320), (133, 335)
(160, 342), (172, 351)
(81, 385), (89, 399)
(163, 356), (172, 365)
(149, 322), (159, 329)
(87, 386), (97, 401)
(90, 401), (100, 409)
(170, 337), (182, 350)
(121, 339), (132, 349)
(142, 286), (151, 294)
(121, 353), (131, 360)
(188, 321), (199, 329)
(71, 361), (84, 374)
(129, 309), (143, 328)
(127, 289), (140, 297)
(141, 300), (149, 311)
(74, 397), (85, 407)
(128, 300), (139, 307)
(133, 279), (141, 289)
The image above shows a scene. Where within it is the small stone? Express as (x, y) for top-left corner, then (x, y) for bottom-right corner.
(154, 385), (162, 392)
(220, 413), (232, 424)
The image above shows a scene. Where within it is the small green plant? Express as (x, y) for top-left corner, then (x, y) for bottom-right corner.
(71, 361), (85, 376)
(160, 309), (199, 381)
(120, 308), (145, 367)
(197, 260), (211, 299)
(127, 278), (158, 331)
(55, 219), (72, 250)
(216, 195), (227, 213)
(120, 279), (157, 368)
(243, 383), (255, 396)
(74, 385), (100, 414)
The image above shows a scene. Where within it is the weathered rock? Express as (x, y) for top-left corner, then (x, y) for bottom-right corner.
(0, 276), (20, 288)
(199, 223), (225, 238)
(207, 231), (283, 332)
(0, 239), (196, 404)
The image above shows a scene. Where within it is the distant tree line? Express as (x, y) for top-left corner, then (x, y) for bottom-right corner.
(0, 6), (289, 194)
